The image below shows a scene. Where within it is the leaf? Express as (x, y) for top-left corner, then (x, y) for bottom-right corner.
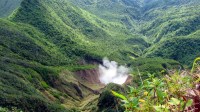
(130, 97), (139, 107)
(143, 91), (148, 96)
(154, 106), (162, 112)
(191, 57), (200, 73)
(168, 98), (180, 105)
(139, 99), (145, 103)
(157, 89), (167, 102)
(153, 105), (168, 112)
(128, 86), (138, 93)
(186, 99), (193, 107)
(111, 90), (127, 101)
(121, 100), (129, 104)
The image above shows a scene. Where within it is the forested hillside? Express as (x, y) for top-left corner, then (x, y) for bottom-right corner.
(0, 0), (200, 111)
(67, 0), (200, 64)
(141, 2), (200, 64)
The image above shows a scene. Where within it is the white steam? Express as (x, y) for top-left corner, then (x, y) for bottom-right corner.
(99, 57), (129, 85)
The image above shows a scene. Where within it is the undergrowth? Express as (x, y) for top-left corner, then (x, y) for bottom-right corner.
(113, 57), (200, 112)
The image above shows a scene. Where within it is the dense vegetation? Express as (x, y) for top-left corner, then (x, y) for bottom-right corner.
(0, 0), (200, 111)
(113, 58), (200, 112)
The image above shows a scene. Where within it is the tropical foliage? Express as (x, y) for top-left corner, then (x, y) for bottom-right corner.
(112, 57), (200, 112)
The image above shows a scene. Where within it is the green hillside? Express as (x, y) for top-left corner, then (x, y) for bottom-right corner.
(67, 0), (142, 30)
(145, 33), (200, 65)
(66, 0), (200, 64)
(0, 18), (97, 111)
(140, 4), (200, 42)
(140, 2), (200, 64)
(11, 0), (148, 63)
(0, 0), (200, 111)
(0, 0), (149, 111)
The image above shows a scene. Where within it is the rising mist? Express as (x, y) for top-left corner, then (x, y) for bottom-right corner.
(99, 57), (129, 85)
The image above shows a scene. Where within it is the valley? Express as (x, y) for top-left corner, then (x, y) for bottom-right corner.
(0, 0), (200, 111)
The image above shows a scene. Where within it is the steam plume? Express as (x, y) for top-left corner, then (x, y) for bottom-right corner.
(99, 57), (129, 85)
